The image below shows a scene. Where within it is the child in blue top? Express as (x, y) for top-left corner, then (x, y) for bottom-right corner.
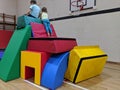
(41, 7), (52, 36)
(27, 0), (41, 18)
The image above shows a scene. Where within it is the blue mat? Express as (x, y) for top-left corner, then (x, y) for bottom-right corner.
(0, 50), (4, 60)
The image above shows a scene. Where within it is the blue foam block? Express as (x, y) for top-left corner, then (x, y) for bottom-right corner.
(0, 50), (4, 60)
(41, 52), (69, 90)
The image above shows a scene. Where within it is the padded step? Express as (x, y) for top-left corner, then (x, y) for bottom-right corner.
(28, 37), (77, 53)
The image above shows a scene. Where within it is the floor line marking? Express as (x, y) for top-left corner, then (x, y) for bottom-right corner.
(24, 80), (89, 90)
(24, 80), (49, 90)
(63, 81), (89, 90)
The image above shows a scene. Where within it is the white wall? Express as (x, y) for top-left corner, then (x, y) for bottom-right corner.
(17, 0), (41, 17)
(41, 0), (120, 62)
(16, 0), (120, 62)
(0, 0), (17, 15)
(40, 0), (120, 18)
(52, 12), (120, 62)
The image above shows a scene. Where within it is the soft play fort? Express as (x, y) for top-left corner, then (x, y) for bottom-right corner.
(0, 15), (108, 90)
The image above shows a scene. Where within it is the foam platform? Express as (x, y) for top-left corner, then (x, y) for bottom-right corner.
(0, 30), (13, 49)
(17, 15), (42, 29)
(41, 52), (69, 90)
(21, 51), (50, 85)
(65, 46), (108, 83)
(31, 22), (57, 38)
(28, 37), (77, 53)
(0, 26), (31, 81)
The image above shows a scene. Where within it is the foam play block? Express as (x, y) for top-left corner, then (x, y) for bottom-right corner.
(0, 30), (13, 49)
(21, 51), (50, 85)
(17, 15), (42, 29)
(41, 52), (69, 90)
(0, 26), (31, 81)
(0, 49), (4, 60)
(31, 22), (57, 38)
(28, 37), (77, 53)
(65, 45), (108, 83)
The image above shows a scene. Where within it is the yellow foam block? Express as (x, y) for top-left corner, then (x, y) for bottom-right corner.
(21, 51), (49, 85)
(65, 45), (108, 83)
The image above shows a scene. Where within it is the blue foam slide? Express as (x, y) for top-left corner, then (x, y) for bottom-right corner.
(41, 52), (69, 90)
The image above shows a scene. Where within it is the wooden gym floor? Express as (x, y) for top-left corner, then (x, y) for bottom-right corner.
(0, 62), (120, 90)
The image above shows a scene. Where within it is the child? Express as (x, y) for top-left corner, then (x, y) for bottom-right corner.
(41, 7), (52, 36)
(27, 0), (41, 18)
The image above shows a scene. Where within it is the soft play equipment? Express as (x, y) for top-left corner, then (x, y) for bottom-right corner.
(28, 37), (77, 53)
(17, 15), (42, 29)
(31, 22), (57, 37)
(0, 30), (13, 49)
(21, 51), (50, 85)
(0, 26), (31, 81)
(41, 52), (69, 90)
(65, 45), (108, 83)
(0, 49), (4, 60)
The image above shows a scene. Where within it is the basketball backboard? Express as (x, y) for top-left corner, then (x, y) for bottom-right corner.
(70, 0), (96, 12)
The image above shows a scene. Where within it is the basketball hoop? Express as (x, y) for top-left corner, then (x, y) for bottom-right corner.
(71, 0), (84, 11)
(78, 1), (84, 10)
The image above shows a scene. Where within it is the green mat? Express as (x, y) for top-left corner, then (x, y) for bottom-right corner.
(17, 15), (42, 29)
(0, 26), (31, 81)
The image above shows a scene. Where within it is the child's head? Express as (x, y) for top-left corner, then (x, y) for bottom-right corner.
(30, 0), (37, 4)
(42, 7), (47, 13)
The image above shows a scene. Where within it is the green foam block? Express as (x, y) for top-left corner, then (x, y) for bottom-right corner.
(0, 26), (31, 81)
(17, 15), (42, 29)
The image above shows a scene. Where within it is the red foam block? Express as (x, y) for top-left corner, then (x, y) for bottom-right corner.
(31, 22), (57, 38)
(0, 30), (13, 49)
(27, 37), (77, 53)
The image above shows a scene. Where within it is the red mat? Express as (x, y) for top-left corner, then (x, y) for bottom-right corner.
(27, 37), (77, 53)
(0, 30), (13, 49)
(31, 22), (57, 38)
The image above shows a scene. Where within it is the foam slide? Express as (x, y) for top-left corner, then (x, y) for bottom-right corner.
(0, 26), (31, 81)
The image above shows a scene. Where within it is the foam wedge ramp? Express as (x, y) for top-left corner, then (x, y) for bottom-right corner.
(65, 45), (108, 83)
(30, 22), (57, 38)
(0, 26), (31, 81)
(41, 52), (69, 90)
